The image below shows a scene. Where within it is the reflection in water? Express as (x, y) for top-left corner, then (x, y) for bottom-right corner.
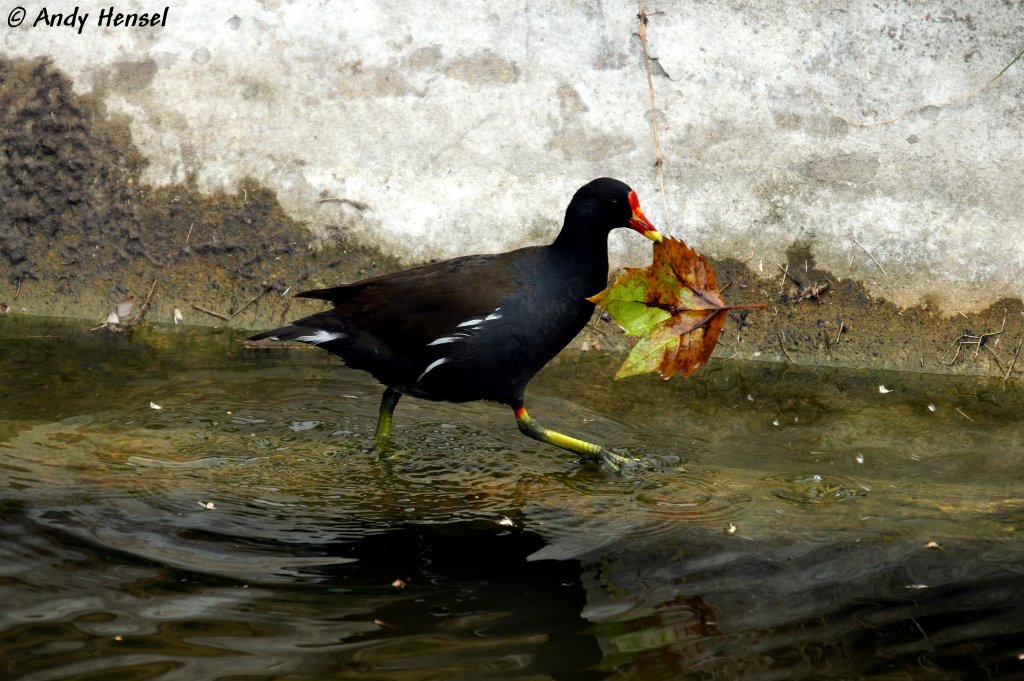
(1, 319), (1024, 679)
(1, 508), (603, 680)
(578, 535), (1024, 679)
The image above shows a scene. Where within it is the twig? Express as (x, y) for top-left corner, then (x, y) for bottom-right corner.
(316, 197), (369, 211)
(983, 344), (1006, 374)
(585, 318), (613, 337)
(954, 407), (975, 423)
(14, 278), (21, 300)
(797, 281), (830, 303)
(637, 1), (671, 226)
(1005, 333), (1023, 383)
(851, 237), (890, 279)
(191, 303), (230, 321)
(123, 279), (157, 328)
(228, 287), (271, 320)
(940, 335), (964, 366)
(776, 330), (795, 363)
(137, 279), (157, 320)
(835, 320), (846, 345)
(837, 46), (1024, 127)
(910, 617), (929, 642)
(940, 323), (1007, 367)
(778, 264), (830, 302)
(185, 222), (194, 245)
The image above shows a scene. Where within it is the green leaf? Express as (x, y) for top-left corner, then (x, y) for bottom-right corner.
(589, 237), (764, 380)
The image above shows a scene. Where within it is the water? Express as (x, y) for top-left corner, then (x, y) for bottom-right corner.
(2, 317), (1023, 680)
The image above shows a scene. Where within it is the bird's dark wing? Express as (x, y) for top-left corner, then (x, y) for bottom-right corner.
(296, 251), (527, 348)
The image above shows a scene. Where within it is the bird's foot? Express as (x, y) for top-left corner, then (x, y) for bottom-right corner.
(586, 448), (645, 473)
(365, 440), (405, 460)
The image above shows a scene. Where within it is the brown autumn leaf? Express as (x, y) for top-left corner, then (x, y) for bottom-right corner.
(588, 236), (764, 380)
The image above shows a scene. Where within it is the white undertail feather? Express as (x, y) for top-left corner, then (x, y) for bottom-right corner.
(294, 330), (343, 345)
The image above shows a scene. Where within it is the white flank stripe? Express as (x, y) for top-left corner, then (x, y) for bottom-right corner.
(294, 330), (343, 345)
(416, 357), (448, 383)
(457, 307), (502, 328)
(427, 336), (459, 346)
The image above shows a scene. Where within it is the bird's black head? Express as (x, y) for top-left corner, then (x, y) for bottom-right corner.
(559, 178), (663, 245)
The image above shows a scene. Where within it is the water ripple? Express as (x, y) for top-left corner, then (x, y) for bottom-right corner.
(3, 329), (1024, 679)
(769, 473), (869, 505)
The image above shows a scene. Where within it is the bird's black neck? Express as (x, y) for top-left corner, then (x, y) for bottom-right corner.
(551, 201), (613, 254)
(549, 204), (613, 294)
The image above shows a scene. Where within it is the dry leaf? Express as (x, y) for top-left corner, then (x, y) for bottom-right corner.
(588, 237), (764, 380)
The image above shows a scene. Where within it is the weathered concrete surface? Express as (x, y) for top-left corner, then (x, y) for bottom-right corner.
(0, 2), (1022, 377)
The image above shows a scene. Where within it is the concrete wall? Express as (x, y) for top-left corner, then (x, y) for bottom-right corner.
(2, 0), (1021, 315)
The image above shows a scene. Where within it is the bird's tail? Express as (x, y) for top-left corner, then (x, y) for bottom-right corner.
(247, 321), (346, 347)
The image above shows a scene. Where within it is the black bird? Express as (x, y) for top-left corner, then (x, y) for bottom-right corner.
(249, 178), (662, 468)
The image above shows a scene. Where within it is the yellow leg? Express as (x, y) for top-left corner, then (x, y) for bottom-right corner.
(373, 388), (402, 452)
(513, 406), (633, 470)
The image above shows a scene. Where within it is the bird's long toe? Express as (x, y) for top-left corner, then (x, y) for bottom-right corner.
(597, 448), (643, 472)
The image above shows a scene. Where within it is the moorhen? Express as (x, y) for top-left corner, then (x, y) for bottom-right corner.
(249, 178), (662, 468)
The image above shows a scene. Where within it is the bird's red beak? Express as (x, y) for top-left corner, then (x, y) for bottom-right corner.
(627, 191), (663, 242)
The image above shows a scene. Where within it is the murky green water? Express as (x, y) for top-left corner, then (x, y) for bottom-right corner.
(2, 317), (1023, 680)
